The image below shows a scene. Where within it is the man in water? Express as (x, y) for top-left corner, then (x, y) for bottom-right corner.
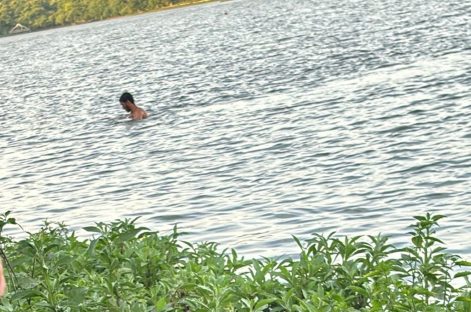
(119, 92), (148, 120)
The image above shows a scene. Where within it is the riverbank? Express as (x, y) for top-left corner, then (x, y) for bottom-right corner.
(0, 0), (222, 38)
(0, 211), (470, 311)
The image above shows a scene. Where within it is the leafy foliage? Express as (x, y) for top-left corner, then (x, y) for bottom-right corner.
(0, 211), (470, 311)
(0, 0), (211, 35)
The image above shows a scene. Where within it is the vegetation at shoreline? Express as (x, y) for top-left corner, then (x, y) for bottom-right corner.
(0, 212), (470, 311)
(0, 0), (212, 36)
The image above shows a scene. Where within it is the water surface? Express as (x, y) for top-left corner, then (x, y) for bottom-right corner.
(1, 0), (470, 257)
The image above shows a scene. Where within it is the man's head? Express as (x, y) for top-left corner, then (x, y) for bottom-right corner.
(119, 92), (134, 112)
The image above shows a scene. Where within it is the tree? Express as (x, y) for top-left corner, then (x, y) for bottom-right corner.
(0, 0), (205, 35)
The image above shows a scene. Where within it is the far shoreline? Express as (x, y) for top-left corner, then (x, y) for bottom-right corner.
(0, 0), (226, 39)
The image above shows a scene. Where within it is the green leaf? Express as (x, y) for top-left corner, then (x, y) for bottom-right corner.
(231, 249), (237, 260)
(86, 238), (98, 256)
(454, 271), (471, 278)
(292, 235), (304, 250)
(432, 215), (446, 222)
(426, 236), (444, 245)
(44, 243), (60, 253)
(240, 298), (252, 308)
(65, 287), (87, 307)
(115, 229), (140, 244)
(255, 298), (275, 310)
(411, 236), (423, 247)
(17, 275), (40, 289)
(411, 287), (434, 296)
(155, 297), (167, 312)
(196, 285), (213, 294)
(11, 289), (44, 300)
(456, 260), (471, 266)
(431, 247), (447, 254)
(348, 285), (368, 297)
(413, 216), (426, 221)
(83, 226), (101, 233)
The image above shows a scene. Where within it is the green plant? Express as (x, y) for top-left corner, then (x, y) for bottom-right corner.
(0, 212), (470, 311)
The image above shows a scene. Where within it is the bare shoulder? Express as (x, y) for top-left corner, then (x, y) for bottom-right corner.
(131, 108), (148, 120)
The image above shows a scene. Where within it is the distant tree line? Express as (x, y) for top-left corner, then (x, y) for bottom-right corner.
(0, 0), (206, 35)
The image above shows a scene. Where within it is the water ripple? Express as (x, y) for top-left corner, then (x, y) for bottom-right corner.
(1, 0), (470, 258)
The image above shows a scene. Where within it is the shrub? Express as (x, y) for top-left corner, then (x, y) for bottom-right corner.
(0, 211), (470, 311)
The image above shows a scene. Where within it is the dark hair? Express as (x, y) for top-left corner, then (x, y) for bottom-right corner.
(119, 92), (134, 104)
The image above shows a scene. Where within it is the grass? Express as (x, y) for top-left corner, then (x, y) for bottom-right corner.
(0, 211), (470, 311)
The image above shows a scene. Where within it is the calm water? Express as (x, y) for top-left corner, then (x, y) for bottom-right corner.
(1, 0), (470, 257)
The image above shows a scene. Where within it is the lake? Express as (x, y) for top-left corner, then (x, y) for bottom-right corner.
(1, 0), (470, 258)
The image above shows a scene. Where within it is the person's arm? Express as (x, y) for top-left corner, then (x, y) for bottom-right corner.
(0, 260), (6, 297)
